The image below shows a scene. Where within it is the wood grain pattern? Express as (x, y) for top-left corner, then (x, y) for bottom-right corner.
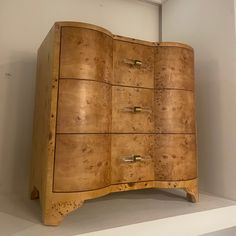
(112, 86), (154, 133)
(30, 21), (198, 226)
(54, 134), (111, 192)
(155, 89), (196, 133)
(44, 199), (84, 226)
(155, 46), (194, 90)
(154, 134), (197, 181)
(30, 23), (61, 208)
(57, 79), (111, 133)
(30, 31), (53, 198)
(43, 178), (198, 225)
(157, 42), (193, 51)
(56, 21), (113, 37)
(60, 27), (113, 82)
(114, 40), (154, 88)
(111, 134), (155, 184)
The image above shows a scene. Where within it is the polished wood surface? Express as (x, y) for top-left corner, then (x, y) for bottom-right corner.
(57, 79), (111, 133)
(114, 40), (154, 88)
(155, 46), (194, 90)
(155, 89), (195, 133)
(30, 25), (56, 199)
(60, 27), (113, 82)
(154, 134), (197, 180)
(46, 178), (198, 225)
(54, 134), (110, 192)
(31, 22), (198, 226)
(30, 23), (62, 225)
(111, 134), (154, 184)
(112, 86), (154, 133)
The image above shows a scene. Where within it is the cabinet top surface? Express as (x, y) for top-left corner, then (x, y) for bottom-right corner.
(54, 21), (193, 51)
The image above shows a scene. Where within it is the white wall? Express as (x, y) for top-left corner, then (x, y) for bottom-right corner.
(0, 0), (159, 195)
(162, 0), (236, 199)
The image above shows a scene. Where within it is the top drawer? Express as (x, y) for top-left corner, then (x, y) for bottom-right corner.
(60, 27), (113, 83)
(114, 40), (154, 88)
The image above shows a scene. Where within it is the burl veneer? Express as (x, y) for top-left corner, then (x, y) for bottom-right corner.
(30, 22), (198, 226)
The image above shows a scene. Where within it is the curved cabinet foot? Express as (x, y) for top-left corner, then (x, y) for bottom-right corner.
(43, 199), (84, 226)
(184, 181), (199, 203)
(30, 186), (39, 200)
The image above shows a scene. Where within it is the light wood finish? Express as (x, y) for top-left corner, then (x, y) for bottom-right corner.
(54, 134), (110, 192)
(113, 40), (154, 88)
(155, 46), (194, 90)
(31, 22), (198, 226)
(154, 134), (197, 180)
(155, 89), (196, 133)
(112, 86), (154, 133)
(111, 134), (155, 184)
(157, 42), (194, 51)
(30, 23), (61, 224)
(43, 179), (199, 225)
(60, 27), (113, 82)
(57, 79), (111, 133)
(113, 35), (156, 47)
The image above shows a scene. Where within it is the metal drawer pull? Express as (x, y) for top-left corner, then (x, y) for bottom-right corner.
(122, 106), (151, 113)
(123, 155), (143, 163)
(133, 106), (142, 112)
(123, 58), (142, 66)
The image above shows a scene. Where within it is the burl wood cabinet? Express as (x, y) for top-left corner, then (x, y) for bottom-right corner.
(30, 22), (198, 226)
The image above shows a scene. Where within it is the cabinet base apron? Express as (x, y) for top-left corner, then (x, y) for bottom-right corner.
(31, 178), (198, 226)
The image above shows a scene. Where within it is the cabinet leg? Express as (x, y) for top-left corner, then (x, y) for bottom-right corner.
(43, 199), (84, 226)
(30, 186), (39, 200)
(184, 183), (199, 203)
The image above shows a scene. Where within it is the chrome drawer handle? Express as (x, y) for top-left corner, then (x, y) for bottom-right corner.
(122, 106), (151, 113)
(123, 155), (143, 163)
(123, 58), (142, 66)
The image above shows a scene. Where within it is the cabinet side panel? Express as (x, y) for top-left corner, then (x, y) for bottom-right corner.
(31, 24), (60, 199)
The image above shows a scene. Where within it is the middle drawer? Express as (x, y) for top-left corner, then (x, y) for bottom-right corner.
(112, 86), (154, 133)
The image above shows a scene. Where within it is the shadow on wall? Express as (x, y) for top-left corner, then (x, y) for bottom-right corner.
(0, 52), (36, 196)
(196, 58), (236, 196)
(196, 60), (223, 192)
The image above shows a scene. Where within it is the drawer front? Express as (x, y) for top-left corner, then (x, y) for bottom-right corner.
(112, 86), (154, 133)
(57, 80), (111, 133)
(154, 134), (197, 180)
(54, 134), (110, 192)
(114, 40), (154, 88)
(155, 46), (194, 90)
(60, 27), (113, 83)
(111, 134), (155, 184)
(155, 90), (195, 133)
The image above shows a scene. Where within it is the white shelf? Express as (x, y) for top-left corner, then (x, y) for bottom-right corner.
(0, 189), (236, 236)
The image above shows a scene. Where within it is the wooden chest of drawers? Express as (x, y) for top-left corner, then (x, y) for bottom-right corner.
(30, 22), (198, 226)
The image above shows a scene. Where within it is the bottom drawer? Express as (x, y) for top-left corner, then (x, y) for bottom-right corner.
(111, 134), (155, 184)
(53, 134), (110, 192)
(53, 134), (197, 192)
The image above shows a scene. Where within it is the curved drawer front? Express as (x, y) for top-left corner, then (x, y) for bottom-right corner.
(112, 86), (154, 133)
(114, 40), (154, 88)
(155, 46), (194, 90)
(154, 134), (197, 181)
(60, 27), (113, 83)
(155, 90), (195, 133)
(54, 134), (111, 192)
(57, 80), (111, 133)
(111, 134), (155, 184)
